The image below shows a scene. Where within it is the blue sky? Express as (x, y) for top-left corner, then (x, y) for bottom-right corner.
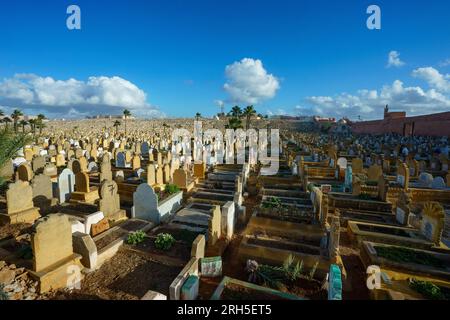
(0, 0), (449, 119)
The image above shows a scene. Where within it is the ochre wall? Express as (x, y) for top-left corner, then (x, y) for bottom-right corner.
(351, 112), (450, 137)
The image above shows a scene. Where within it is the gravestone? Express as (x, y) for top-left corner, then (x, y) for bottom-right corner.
(367, 165), (382, 182)
(17, 163), (34, 182)
(30, 214), (82, 293)
(147, 164), (156, 186)
(0, 180), (41, 224)
(56, 154), (66, 167)
(344, 166), (353, 192)
(57, 168), (75, 203)
(419, 172), (434, 188)
(396, 162), (410, 190)
(351, 158), (363, 174)
(132, 183), (159, 223)
(156, 167), (164, 185)
(31, 174), (54, 211)
(43, 163), (57, 177)
(420, 202), (445, 246)
(132, 155), (141, 170)
(100, 156), (113, 182)
(337, 157), (347, 169)
(431, 177), (446, 189)
(98, 179), (126, 223)
(208, 205), (221, 246)
(181, 275), (199, 300)
(116, 152), (126, 168)
(31, 156), (46, 174)
(173, 168), (187, 189)
(87, 161), (98, 172)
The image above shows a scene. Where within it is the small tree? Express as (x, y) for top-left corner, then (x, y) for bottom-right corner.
(19, 120), (28, 133)
(123, 109), (131, 134)
(229, 106), (242, 118)
(11, 109), (23, 133)
(243, 105), (256, 130)
(36, 114), (46, 135)
(113, 120), (121, 135)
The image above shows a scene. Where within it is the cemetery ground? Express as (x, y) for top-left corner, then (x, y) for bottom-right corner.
(1, 117), (450, 301)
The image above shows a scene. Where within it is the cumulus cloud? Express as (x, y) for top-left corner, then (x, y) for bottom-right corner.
(387, 51), (405, 68)
(412, 67), (450, 92)
(0, 73), (163, 118)
(224, 58), (280, 105)
(303, 74), (450, 120)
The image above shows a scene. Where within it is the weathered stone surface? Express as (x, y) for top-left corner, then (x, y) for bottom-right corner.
(31, 214), (73, 272)
(72, 232), (97, 269)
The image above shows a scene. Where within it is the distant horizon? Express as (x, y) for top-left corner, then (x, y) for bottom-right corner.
(1, 1), (449, 120)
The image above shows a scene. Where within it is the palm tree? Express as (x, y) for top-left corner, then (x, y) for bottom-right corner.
(229, 106), (242, 118)
(19, 120), (28, 133)
(243, 105), (256, 130)
(2, 117), (12, 130)
(0, 128), (32, 186)
(195, 112), (201, 121)
(225, 117), (243, 130)
(113, 120), (121, 135)
(11, 109), (23, 133)
(123, 109), (131, 134)
(28, 119), (36, 134)
(35, 114), (46, 135)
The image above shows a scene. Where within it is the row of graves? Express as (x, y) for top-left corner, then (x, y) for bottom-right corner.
(0, 131), (256, 300)
(289, 131), (450, 300)
(222, 135), (345, 300)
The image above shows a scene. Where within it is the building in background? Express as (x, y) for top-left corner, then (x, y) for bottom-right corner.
(351, 105), (450, 137)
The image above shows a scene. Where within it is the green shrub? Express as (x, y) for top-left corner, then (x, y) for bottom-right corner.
(126, 230), (146, 245)
(409, 279), (448, 300)
(154, 233), (176, 251)
(375, 246), (445, 269)
(164, 184), (180, 195)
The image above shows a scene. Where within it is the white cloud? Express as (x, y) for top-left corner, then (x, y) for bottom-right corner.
(387, 51), (405, 68)
(412, 67), (450, 92)
(0, 73), (163, 118)
(304, 77), (450, 120)
(224, 58), (280, 105)
(439, 59), (450, 67)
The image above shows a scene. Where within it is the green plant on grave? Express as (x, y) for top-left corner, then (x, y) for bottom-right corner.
(246, 255), (320, 290)
(0, 284), (9, 300)
(126, 230), (146, 245)
(164, 184), (180, 195)
(282, 254), (303, 282)
(375, 246), (445, 269)
(262, 196), (283, 209)
(308, 261), (319, 280)
(358, 193), (372, 200)
(154, 233), (176, 251)
(409, 279), (449, 300)
(246, 260), (283, 289)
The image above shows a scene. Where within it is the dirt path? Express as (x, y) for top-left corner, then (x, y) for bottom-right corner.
(339, 230), (370, 300)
